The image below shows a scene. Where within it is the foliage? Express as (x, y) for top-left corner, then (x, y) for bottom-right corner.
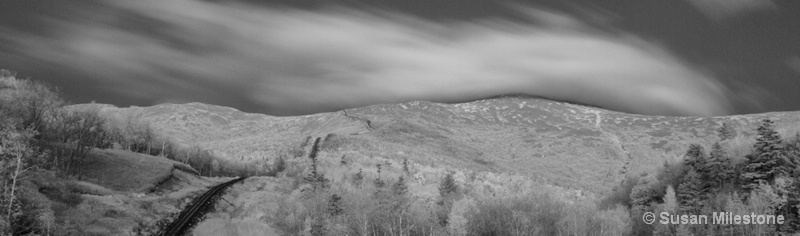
(630, 174), (662, 208)
(43, 107), (111, 173)
(653, 185), (677, 236)
(392, 176), (408, 196)
(683, 144), (706, 172)
(304, 139), (329, 192)
(0, 118), (38, 235)
(706, 142), (735, 190)
(1, 70), (279, 234)
(677, 169), (704, 214)
(439, 171), (457, 198)
(327, 194), (343, 217)
(607, 120), (800, 235)
(742, 119), (786, 191)
(308, 137), (321, 160)
(629, 174), (660, 235)
(598, 176), (638, 209)
(465, 193), (630, 236)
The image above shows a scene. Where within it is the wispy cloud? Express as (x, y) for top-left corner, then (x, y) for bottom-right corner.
(1, 0), (733, 116)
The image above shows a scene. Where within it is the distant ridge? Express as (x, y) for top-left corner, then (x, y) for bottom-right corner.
(477, 94), (607, 111)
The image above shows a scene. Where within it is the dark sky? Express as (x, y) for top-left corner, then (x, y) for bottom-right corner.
(1, 0), (798, 116)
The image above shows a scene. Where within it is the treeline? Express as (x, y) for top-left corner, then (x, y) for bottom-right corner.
(607, 119), (800, 235)
(101, 115), (276, 177)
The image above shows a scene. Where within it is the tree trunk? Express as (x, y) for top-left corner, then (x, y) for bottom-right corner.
(6, 151), (23, 220)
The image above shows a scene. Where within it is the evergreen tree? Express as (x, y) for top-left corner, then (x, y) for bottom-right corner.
(706, 142), (734, 189)
(373, 164), (385, 188)
(438, 171), (457, 198)
(435, 171), (458, 227)
(717, 122), (736, 141)
(783, 133), (800, 169)
(304, 148), (329, 191)
(677, 169), (704, 214)
(353, 168), (364, 186)
(308, 137), (321, 160)
(388, 176), (411, 214)
(742, 119), (785, 191)
(327, 194), (343, 217)
(781, 135), (800, 234)
(392, 176), (409, 196)
(683, 144), (707, 171)
(681, 144), (714, 201)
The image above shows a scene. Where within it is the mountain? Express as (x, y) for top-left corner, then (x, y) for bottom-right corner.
(93, 97), (800, 194)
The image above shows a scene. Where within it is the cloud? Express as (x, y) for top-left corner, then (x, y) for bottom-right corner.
(0, 0), (733, 116)
(685, 0), (777, 22)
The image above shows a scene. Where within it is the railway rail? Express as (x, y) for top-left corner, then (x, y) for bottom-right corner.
(157, 177), (246, 236)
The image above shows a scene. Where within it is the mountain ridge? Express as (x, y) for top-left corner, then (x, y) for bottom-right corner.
(80, 97), (800, 194)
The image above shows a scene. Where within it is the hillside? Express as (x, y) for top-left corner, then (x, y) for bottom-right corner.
(13, 148), (229, 235)
(91, 97), (800, 194)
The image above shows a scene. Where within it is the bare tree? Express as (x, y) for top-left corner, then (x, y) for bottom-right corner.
(43, 107), (108, 173)
(0, 119), (37, 228)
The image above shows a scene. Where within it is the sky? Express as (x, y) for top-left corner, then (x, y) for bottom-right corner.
(0, 0), (798, 117)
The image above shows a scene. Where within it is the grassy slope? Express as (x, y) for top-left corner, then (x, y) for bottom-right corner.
(78, 149), (183, 192)
(22, 149), (227, 235)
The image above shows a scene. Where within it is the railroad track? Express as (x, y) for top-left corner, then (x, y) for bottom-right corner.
(157, 177), (247, 236)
